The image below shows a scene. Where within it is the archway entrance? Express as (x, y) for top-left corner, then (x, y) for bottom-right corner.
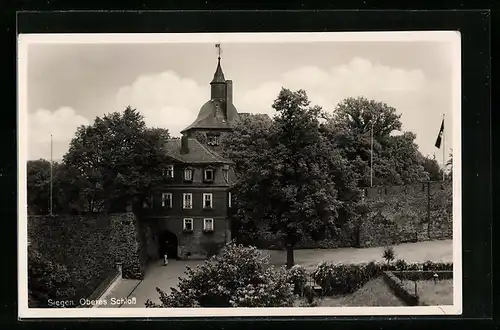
(158, 231), (178, 259)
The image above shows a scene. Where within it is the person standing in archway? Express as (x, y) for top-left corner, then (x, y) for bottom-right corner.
(163, 240), (169, 266)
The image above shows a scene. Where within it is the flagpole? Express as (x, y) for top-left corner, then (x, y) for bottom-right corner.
(50, 134), (53, 215)
(442, 114), (445, 181)
(370, 120), (373, 187)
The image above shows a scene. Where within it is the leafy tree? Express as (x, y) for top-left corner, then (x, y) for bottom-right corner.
(145, 242), (294, 307)
(325, 97), (429, 186)
(223, 113), (273, 175)
(423, 154), (443, 181)
(229, 89), (360, 268)
(374, 132), (430, 185)
(63, 106), (170, 213)
(222, 114), (274, 245)
(27, 160), (67, 215)
(382, 246), (396, 264)
(27, 159), (52, 215)
(331, 97), (402, 137)
(446, 149), (453, 180)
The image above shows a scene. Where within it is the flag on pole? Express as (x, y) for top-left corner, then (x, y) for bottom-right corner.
(434, 119), (444, 148)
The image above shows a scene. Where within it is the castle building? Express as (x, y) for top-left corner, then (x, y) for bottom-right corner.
(139, 53), (239, 261)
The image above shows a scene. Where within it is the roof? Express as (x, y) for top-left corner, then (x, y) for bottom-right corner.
(164, 138), (233, 164)
(211, 58), (226, 84)
(181, 99), (239, 132)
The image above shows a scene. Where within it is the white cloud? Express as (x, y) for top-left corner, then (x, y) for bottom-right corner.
(28, 107), (90, 161)
(236, 57), (428, 115)
(115, 70), (208, 137)
(28, 58), (445, 160)
(234, 57), (443, 157)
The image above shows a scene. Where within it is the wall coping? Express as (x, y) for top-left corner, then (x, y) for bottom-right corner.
(86, 263), (123, 308)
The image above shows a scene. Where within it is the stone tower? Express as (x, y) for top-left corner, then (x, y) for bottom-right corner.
(181, 53), (239, 154)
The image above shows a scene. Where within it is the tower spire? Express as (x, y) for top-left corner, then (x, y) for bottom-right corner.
(211, 44), (225, 84)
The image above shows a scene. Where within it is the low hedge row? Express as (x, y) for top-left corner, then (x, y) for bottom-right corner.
(392, 270), (453, 281)
(382, 271), (419, 306)
(311, 260), (453, 295)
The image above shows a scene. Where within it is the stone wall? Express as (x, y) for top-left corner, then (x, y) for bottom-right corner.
(238, 180), (453, 250)
(359, 181), (453, 247)
(107, 213), (145, 279)
(177, 225), (227, 259)
(28, 212), (145, 305)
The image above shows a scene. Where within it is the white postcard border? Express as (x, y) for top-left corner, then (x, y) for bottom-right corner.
(17, 31), (462, 319)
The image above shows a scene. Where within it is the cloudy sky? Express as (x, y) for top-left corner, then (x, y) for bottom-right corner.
(24, 36), (457, 162)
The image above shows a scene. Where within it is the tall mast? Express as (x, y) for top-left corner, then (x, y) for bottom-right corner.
(50, 134), (53, 215)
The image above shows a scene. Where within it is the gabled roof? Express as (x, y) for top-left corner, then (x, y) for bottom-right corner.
(164, 138), (233, 164)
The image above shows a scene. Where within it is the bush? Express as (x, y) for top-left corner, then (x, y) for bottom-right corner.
(303, 286), (315, 304)
(311, 260), (453, 296)
(145, 242), (294, 308)
(287, 264), (308, 295)
(394, 259), (408, 271)
(28, 247), (76, 307)
(382, 246), (396, 264)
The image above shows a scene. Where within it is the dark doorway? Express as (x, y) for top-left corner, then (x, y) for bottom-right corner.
(158, 231), (178, 259)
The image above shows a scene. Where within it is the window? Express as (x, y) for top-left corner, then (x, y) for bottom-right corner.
(228, 192), (232, 208)
(203, 218), (214, 232)
(161, 193), (172, 208)
(164, 165), (174, 178)
(183, 193), (192, 209)
(204, 168), (214, 182)
(203, 193), (213, 209)
(207, 134), (220, 146)
(183, 218), (193, 232)
(184, 168), (193, 181)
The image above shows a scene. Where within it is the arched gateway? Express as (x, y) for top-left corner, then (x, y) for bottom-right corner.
(158, 231), (178, 259)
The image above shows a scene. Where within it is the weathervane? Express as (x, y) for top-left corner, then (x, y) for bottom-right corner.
(215, 43), (222, 59)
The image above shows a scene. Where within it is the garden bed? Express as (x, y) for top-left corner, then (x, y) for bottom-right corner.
(295, 277), (405, 307)
(400, 279), (453, 306)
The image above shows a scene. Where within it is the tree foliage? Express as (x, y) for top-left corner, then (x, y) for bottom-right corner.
(226, 89), (361, 268)
(324, 97), (429, 186)
(423, 154), (443, 181)
(145, 242), (294, 308)
(61, 106), (170, 213)
(28, 245), (76, 307)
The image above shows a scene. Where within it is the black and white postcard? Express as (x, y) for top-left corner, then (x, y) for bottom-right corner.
(18, 31), (462, 318)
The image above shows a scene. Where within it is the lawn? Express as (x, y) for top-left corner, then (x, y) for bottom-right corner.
(296, 277), (405, 307)
(263, 239), (453, 271)
(401, 279), (453, 306)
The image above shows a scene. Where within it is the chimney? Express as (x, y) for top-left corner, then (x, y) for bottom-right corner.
(180, 135), (189, 154)
(225, 80), (233, 120)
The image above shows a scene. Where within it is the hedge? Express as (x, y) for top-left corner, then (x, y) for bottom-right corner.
(311, 260), (453, 295)
(382, 271), (419, 306)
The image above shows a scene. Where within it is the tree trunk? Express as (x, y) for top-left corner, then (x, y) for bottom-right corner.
(286, 244), (295, 269)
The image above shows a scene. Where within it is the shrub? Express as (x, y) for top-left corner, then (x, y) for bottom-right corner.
(382, 246), (396, 264)
(311, 260), (453, 296)
(145, 242), (294, 308)
(287, 265), (308, 295)
(28, 247), (76, 307)
(394, 259), (408, 271)
(303, 286), (315, 304)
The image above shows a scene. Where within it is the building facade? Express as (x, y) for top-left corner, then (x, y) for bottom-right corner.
(138, 55), (239, 261)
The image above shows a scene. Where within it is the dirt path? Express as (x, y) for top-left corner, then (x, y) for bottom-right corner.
(263, 239), (453, 270)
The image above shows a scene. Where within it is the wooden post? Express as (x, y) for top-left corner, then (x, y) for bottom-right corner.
(427, 181), (431, 238)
